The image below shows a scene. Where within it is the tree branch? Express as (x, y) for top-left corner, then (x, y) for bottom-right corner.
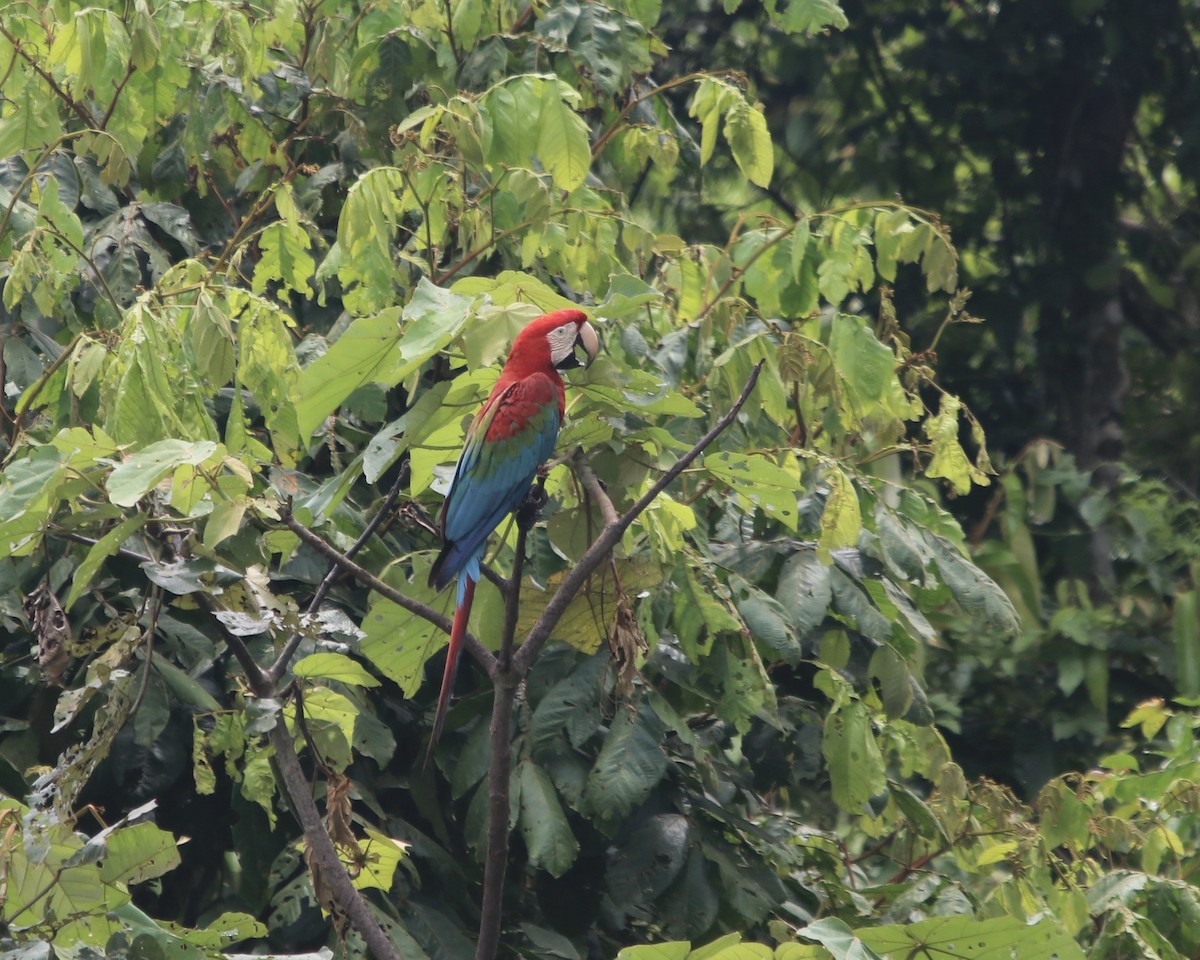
(512, 361), (763, 675)
(474, 478), (542, 960)
(280, 506), (496, 677)
(475, 668), (516, 960)
(269, 722), (401, 960)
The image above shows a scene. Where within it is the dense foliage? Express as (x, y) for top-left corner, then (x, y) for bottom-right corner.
(1, 2), (1199, 960)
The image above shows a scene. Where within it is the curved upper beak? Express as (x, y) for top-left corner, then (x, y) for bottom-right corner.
(577, 320), (601, 368)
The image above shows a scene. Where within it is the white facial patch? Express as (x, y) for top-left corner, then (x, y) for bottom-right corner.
(547, 323), (581, 365)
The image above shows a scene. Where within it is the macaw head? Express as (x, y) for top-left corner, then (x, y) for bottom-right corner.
(509, 308), (601, 375)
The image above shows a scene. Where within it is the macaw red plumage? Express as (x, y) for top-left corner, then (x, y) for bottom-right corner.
(426, 308), (599, 758)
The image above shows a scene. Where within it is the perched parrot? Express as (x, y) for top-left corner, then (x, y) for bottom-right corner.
(426, 308), (600, 757)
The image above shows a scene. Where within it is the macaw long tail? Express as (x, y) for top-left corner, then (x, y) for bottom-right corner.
(426, 574), (476, 765)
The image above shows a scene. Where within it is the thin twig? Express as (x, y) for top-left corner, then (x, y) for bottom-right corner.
(280, 507), (496, 677)
(269, 464), (410, 681)
(512, 361), (763, 675)
(99, 60), (136, 130)
(127, 586), (163, 719)
(0, 24), (96, 126)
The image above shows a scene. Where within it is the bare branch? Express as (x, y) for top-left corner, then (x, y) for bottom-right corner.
(574, 456), (619, 526)
(280, 508), (496, 677)
(269, 722), (401, 960)
(512, 361), (763, 675)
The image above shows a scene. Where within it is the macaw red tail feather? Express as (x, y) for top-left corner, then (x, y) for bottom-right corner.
(424, 575), (475, 767)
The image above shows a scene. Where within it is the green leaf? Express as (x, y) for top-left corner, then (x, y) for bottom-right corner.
(688, 79), (737, 166)
(855, 915), (1086, 960)
(518, 760), (580, 876)
(823, 700), (886, 814)
(736, 582), (803, 664)
(329, 166), (406, 314)
(536, 80), (592, 191)
(64, 514), (149, 610)
(798, 918), (883, 960)
(769, 0), (849, 36)
(868, 646), (912, 719)
(536, 4), (653, 95)
(926, 534), (1020, 636)
(294, 652), (381, 687)
(253, 221), (315, 298)
(924, 394), (989, 494)
(37, 175), (84, 251)
(724, 100), (774, 188)
(616, 943), (691, 960)
(295, 279), (473, 438)
(98, 822), (181, 885)
(583, 705), (667, 821)
(776, 549), (832, 635)
(828, 315), (901, 422)
(355, 828), (408, 892)
(189, 295), (236, 386)
(359, 563), (447, 699)
(202, 495), (249, 549)
(107, 439), (220, 507)
(817, 467), (861, 563)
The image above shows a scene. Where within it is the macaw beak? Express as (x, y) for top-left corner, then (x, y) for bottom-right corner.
(556, 320), (602, 371)
(577, 320), (600, 368)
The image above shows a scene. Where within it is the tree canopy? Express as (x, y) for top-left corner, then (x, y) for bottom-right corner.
(1, 2), (1199, 960)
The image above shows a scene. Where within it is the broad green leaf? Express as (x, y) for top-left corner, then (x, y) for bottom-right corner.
(583, 705), (666, 821)
(673, 565), (740, 660)
(706, 452), (800, 529)
(65, 514), (149, 610)
(924, 394), (989, 494)
(724, 100), (774, 188)
(828, 315), (901, 422)
(359, 564), (449, 699)
(202, 495), (249, 549)
(330, 166), (406, 314)
(253, 221), (315, 298)
(855, 915), (1086, 960)
(107, 439), (219, 507)
(536, 80), (592, 191)
(777, 549), (832, 635)
(355, 828), (408, 892)
(529, 652), (608, 756)
(37, 175), (84, 251)
(798, 918), (882, 960)
(688, 79), (737, 166)
(98, 822), (181, 885)
(769, 0), (849, 36)
(823, 700), (885, 813)
(535, 4), (653, 95)
(868, 646), (912, 719)
(817, 467), (861, 563)
(926, 533), (1020, 636)
(736, 581), (803, 664)
(616, 942), (691, 960)
(518, 760), (580, 876)
(296, 279), (473, 438)
(294, 652), (381, 687)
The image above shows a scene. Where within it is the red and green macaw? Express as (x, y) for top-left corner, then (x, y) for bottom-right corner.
(426, 308), (600, 755)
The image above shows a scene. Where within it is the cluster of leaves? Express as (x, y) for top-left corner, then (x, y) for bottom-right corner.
(1, 2), (1198, 960)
